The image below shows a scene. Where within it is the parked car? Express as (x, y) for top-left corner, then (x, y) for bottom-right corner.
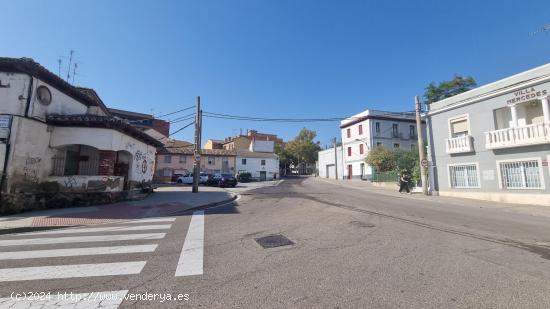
(177, 173), (209, 185)
(199, 173), (209, 184)
(171, 173), (184, 183)
(204, 173), (218, 186)
(176, 174), (193, 184)
(237, 172), (252, 183)
(216, 173), (238, 187)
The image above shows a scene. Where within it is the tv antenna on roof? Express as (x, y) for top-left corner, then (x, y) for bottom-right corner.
(66, 50), (74, 83)
(530, 23), (550, 36)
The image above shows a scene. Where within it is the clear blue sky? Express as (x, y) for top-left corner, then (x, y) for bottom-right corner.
(2, 0), (549, 147)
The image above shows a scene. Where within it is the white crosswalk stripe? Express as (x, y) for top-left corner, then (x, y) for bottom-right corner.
(0, 244), (158, 260)
(175, 210), (205, 277)
(0, 217), (191, 308)
(126, 217), (177, 224)
(0, 232), (166, 246)
(15, 224), (172, 236)
(0, 261), (147, 281)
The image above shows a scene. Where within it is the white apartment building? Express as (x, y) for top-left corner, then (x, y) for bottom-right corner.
(340, 109), (425, 180)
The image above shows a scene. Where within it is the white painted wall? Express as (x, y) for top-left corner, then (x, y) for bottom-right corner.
(339, 110), (425, 180)
(1, 72), (157, 192)
(236, 156), (279, 180)
(317, 146), (343, 179)
(249, 140), (274, 152)
(0, 73), (31, 116)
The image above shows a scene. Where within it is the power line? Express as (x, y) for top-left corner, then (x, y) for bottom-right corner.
(202, 110), (416, 123)
(169, 120), (195, 137)
(157, 105), (196, 118)
(168, 113), (196, 123)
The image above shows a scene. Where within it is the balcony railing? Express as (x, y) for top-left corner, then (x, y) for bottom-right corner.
(445, 135), (474, 154)
(485, 123), (550, 150)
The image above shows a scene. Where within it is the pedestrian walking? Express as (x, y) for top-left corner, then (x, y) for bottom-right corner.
(399, 173), (411, 194)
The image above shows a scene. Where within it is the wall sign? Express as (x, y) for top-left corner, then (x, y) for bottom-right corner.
(0, 115), (11, 128)
(506, 86), (548, 106)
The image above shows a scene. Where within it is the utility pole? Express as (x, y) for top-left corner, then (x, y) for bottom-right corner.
(332, 137), (338, 180)
(192, 96), (201, 193)
(415, 96), (428, 195)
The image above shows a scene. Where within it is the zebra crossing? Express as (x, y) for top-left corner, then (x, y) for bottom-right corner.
(0, 214), (203, 308)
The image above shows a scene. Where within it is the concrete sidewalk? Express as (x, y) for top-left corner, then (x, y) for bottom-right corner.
(0, 185), (236, 232)
(313, 177), (550, 219)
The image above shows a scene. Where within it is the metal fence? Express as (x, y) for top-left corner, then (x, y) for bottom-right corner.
(371, 170), (399, 183)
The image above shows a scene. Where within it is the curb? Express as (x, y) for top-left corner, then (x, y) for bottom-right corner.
(0, 193), (240, 235)
(165, 193), (240, 216)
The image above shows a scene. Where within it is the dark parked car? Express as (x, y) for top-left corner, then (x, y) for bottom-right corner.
(216, 173), (237, 187)
(237, 172), (252, 183)
(171, 173), (184, 183)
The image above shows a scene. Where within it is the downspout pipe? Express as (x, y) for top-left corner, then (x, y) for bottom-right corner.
(24, 75), (34, 117)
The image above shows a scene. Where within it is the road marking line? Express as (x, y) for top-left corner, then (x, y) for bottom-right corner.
(175, 210), (204, 277)
(0, 290), (128, 308)
(15, 224), (172, 236)
(127, 217), (176, 224)
(0, 244), (158, 260)
(0, 233), (166, 246)
(0, 261), (146, 282)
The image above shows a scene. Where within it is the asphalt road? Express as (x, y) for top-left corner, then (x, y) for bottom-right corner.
(1, 177), (550, 308)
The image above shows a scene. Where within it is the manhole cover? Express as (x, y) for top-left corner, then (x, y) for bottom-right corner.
(255, 234), (294, 249)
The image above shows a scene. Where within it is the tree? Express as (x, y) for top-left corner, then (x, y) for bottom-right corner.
(365, 146), (396, 172)
(279, 128), (321, 174)
(424, 75), (477, 104)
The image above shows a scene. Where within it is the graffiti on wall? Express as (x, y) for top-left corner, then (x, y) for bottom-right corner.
(52, 175), (123, 192)
(87, 176), (122, 192)
(23, 155), (42, 183)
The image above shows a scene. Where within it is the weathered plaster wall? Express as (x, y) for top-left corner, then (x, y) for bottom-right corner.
(48, 175), (124, 192)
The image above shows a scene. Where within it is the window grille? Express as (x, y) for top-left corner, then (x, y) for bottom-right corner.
(499, 160), (541, 189)
(449, 164), (479, 188)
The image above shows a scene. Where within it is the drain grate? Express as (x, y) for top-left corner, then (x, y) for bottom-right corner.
(255, 234), (294, 249)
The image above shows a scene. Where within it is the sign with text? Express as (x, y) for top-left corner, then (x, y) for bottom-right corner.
(506, 86), (549, 106)
(0, 115), (11, 128)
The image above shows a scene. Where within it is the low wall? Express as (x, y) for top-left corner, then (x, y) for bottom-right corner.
(439, 191), (550, 207)
(371, 181), (399, 189)
(48, 175), (124, 192)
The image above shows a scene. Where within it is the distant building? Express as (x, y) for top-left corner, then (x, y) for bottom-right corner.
(154, 140), (236, 182)
(317, 146), (343, 179)
(109, 108), (170, 137)
(204, 139), (224, 149)
(222, 129), (284, 151)
(426, 63), (550, 206)
(337, 109), (425, 180)
(236, 140), (279, 181)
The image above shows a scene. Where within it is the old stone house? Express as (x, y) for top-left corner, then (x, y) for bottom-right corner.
(0, 57), (163, 213)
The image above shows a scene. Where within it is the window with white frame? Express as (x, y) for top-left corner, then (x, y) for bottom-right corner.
(375, 122), (381, 134)
(449, 164), (479, 188)
(164, 155), (172, 163)
(499, 160), (542, 189)
(449, 115), (469, 138)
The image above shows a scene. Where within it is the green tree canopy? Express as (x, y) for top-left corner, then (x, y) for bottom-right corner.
(424, 75), (477, 104)
(365, 146), (396, 172)
(277, 128), (321, 167)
